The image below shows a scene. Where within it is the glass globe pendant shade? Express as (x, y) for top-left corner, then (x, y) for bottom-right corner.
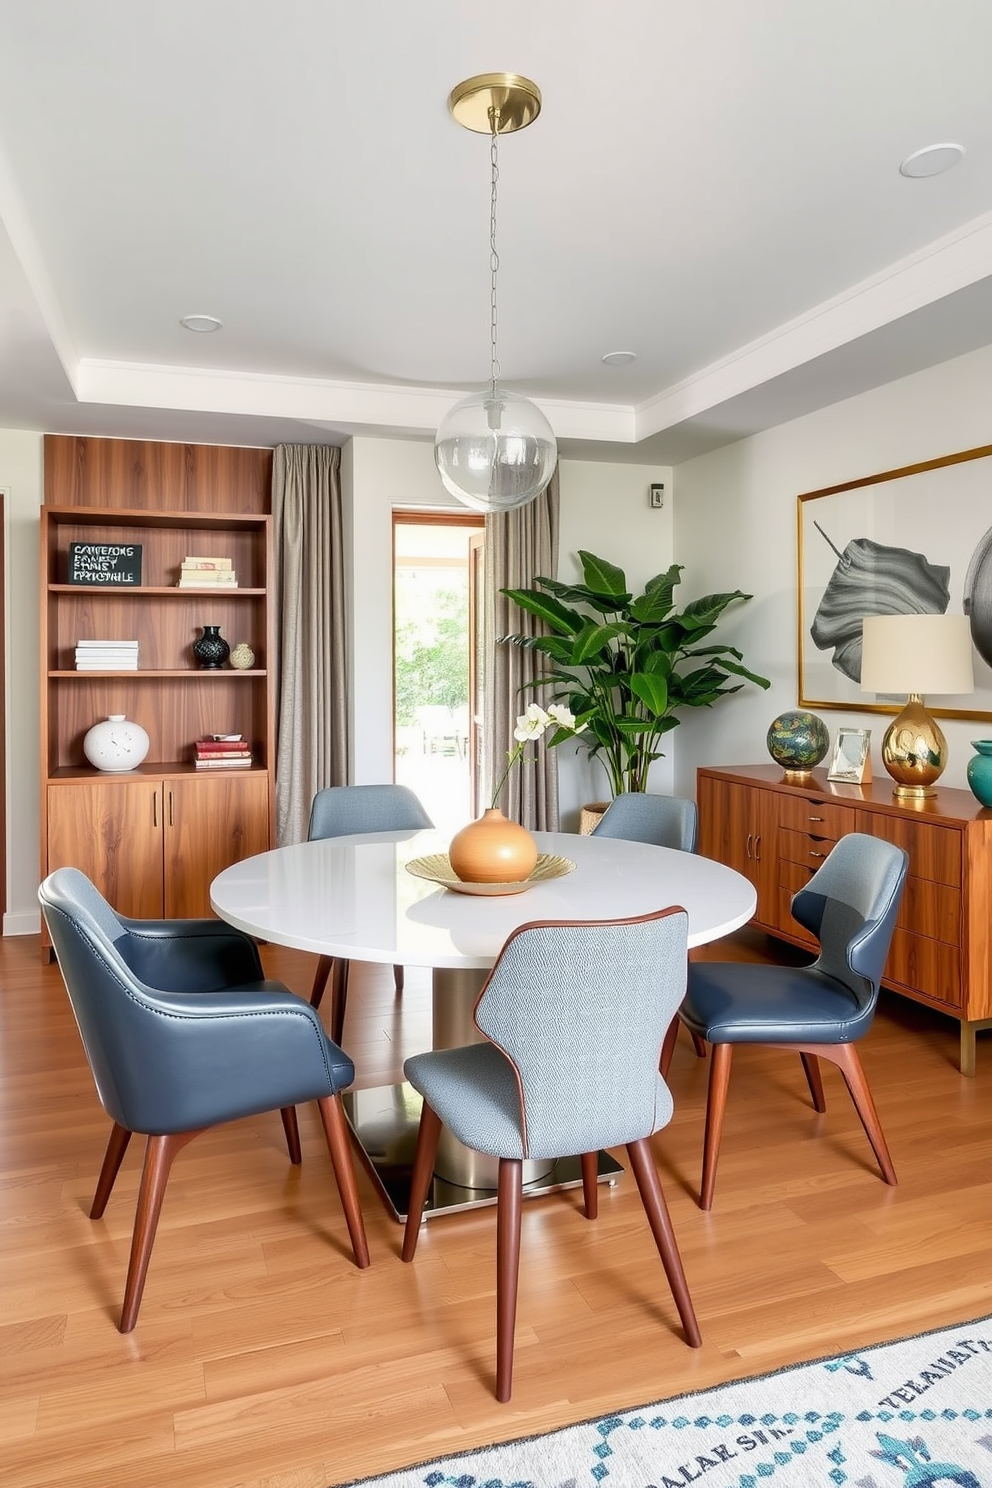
(435, 388), (557, 513)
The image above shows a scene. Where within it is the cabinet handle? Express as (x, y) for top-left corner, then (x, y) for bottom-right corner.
(168, 789), (174, 827)
(754, 834), (762, 861)
(808, 815), (824, 822)
(153, 791), (158, 828)
(746, 832), (753, 860)
(809, 849), (826, 859)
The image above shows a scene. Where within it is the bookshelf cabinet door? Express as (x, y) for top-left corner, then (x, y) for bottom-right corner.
(47, 780), (165, 917)
(163, 773), (270, 919)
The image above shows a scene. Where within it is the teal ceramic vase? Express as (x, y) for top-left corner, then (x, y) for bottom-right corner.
(766, 709), (830, 778)
(966, 740), (992, 808)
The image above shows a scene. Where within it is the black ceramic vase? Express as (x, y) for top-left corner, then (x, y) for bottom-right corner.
(192, 624), (230, 669)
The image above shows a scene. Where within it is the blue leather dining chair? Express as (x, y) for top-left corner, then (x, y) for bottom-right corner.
(664, 831), (908, 1210)
(307, 784), (433, 1044)
(592, 791), (698, 853)
(38, 867), (370, 1332)
(401, 908), (702, 1402)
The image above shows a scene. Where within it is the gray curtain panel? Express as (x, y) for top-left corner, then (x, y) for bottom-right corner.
(484, 466), (560, 831)
(273, 445), (348, 845)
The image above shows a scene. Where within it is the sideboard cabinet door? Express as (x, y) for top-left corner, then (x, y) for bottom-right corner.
(47, 779), (165, 918)
(164, 773), (270, 919)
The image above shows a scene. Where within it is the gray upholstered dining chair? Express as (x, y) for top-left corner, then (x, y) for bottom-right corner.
(664, 831), (908, 1210)
(401, 908), (702, 1402)
(592, 791), (698, 853)
(307, 784), (433, 1044)
(38, 867), (370, 1332)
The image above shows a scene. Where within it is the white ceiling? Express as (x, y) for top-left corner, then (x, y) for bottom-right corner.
(1, 0), (991, 463)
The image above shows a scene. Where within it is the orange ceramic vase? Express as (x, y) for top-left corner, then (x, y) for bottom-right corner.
(448, 808), (539, 884)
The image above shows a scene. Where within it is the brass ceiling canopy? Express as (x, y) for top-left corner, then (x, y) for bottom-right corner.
(447, 73), (542, 134)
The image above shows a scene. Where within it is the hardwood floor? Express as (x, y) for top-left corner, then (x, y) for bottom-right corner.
(1, 927), (989, 1488)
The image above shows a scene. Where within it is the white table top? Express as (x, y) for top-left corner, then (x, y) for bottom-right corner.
(210, 829), (756, 971)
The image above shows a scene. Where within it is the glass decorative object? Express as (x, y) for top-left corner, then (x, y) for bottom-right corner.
(766, 709), (830, 779)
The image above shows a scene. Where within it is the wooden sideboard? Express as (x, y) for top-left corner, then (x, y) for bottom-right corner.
(696, 763), (992, 1075)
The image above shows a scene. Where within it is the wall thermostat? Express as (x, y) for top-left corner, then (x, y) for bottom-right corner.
(649, 483), (665, 509)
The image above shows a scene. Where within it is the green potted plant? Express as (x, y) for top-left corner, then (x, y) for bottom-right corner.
(502, 550), (770, 801)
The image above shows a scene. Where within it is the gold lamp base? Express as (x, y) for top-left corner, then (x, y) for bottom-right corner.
(881, 693), (947, 800)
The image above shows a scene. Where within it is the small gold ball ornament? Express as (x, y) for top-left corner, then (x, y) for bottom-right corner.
(229, 642), (255, 670)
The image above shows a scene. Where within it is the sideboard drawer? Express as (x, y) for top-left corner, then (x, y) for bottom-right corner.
(854, 811), (962, 887)
(898, 877), (961, 946)
(778, 793), (849, 839)
(886, 927), (962, 1009)
(779, 826), (839, 871)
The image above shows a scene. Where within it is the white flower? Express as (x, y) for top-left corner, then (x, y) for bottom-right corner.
(546, 702), (587, 734)
(513, 704), (550, 742)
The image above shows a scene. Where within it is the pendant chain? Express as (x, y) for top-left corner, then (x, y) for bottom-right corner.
(488, 109), (501, 399)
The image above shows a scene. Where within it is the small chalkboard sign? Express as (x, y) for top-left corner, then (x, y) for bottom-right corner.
(67, 542), (143, 586)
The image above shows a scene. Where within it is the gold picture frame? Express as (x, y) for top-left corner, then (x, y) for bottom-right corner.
(827, 727), (872, 784)
(797, 442), (992, 718)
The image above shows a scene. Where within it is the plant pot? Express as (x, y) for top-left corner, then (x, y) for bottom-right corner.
(579, 801), (610, 835)
(447, 808), (538, 883)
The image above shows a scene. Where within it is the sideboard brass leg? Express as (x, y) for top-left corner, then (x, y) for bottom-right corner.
(959, 1020), (977, 1078)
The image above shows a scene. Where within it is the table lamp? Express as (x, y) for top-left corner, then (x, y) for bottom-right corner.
(860, 613), (974, 799)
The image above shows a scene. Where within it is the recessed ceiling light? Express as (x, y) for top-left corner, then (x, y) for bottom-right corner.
(899, 143), (965, 179)
(180, 314), (223, 332)
(601, 350), (637, 366)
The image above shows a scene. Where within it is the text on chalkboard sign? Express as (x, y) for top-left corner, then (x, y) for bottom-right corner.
(67, 543), (143, 586)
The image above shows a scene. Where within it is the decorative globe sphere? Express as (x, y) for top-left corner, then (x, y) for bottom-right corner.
(435, 389), (557, 513)
(766, 710), (830, 774)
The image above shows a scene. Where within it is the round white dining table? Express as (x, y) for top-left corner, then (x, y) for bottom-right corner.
(211, 828), (756, 1219)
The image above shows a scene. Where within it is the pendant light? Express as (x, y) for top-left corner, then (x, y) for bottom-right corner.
(434, 73), (557, 514)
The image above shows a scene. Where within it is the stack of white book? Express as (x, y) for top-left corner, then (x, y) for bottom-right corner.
(75, 639), (139, 671)
(178, 556), (238, 588)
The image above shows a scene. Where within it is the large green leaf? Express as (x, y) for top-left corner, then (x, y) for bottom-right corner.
(500, 588), (584, 637)
(629, 583), (681, 624)
(578, 550), (631, 601)
(716, 656), (771, 688)
(680, 590), (751, 626)
(628, 671), (670, 715)
(572, 621), (629, 663)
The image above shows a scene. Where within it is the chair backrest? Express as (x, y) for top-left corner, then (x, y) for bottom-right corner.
(474, 908), (689, 1157)
(39, 868), (171, 1131)
(308, 784), (433, 842)
(592, 792), (698, 853)
(791, 832), (908, 1007)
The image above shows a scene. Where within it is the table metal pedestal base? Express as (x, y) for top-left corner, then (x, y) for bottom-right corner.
(343, 1083), (623, 1223)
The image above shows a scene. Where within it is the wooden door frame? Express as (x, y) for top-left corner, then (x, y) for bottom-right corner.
(0, 490), (6, 930)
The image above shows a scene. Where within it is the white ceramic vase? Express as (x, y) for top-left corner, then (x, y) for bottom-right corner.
(83, 714), (150, 772)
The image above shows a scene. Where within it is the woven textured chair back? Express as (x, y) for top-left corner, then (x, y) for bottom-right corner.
(474, 908), (689, 1155)
(308, 784), (433, 841)
(791, 832), (908, 1006)
(592, 792), (698, 853)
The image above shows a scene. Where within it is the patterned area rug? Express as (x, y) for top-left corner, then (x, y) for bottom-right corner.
(340, 1314), (992, 1488)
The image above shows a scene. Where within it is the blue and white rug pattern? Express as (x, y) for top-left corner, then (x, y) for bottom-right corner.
(342, 1316), (992, 1488)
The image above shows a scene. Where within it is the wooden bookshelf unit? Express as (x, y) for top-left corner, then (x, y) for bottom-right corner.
(40, 437), (275, 957)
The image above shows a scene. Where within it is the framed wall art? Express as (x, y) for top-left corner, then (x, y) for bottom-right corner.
(827, 727), (872, 784)
(797, 442), (992, 719)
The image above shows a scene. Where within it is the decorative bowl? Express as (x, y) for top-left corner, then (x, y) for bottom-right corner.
(406, 852), (575, 896)
(766, 709), (830, 776)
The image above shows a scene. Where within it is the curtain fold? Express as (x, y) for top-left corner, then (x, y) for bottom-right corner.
(484, 467), (560, 831)
(272, 445), (347, 845)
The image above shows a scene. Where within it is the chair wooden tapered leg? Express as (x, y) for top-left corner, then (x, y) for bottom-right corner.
(580, 1151), (599, 1220)
(90, 1122), (132, 1219)
(700, 1041), (733, 1211)
(120, 1129), (201, 1333)
(660, 1015), (680, 1078)
(820, 1041), (897, 1185)
(316, 1095), (370, 1268)
(280, 1106), (302, 1164)
(330, 959), (351, 1047)
(310, 954), (334, 1011)
(393, 964), (404, 995)
(402, 1102), (443, 1261)
(496, 1157), (523, 1403)
(690, 1031), (708, 1059)
(626, 1137), (702, 1348)
(800, 1052), (827, 1113)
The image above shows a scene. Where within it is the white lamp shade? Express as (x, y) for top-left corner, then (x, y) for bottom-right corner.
(860, 613), (974, 696)
(434, 389), (557, 513)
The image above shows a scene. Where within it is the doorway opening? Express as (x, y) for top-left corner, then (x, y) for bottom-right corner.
(393, 513), (484, 833)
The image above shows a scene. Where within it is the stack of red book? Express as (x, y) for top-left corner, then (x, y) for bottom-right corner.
(194, 734), (253, 769)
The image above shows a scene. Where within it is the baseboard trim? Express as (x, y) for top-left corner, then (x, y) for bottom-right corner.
(4, 909), (41, 936)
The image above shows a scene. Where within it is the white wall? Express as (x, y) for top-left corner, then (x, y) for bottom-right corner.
(1, 429), (43, 933)
(672, 341), (992, 799)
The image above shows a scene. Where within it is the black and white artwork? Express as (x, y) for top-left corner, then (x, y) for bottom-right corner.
(798, 445), (992, 718)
